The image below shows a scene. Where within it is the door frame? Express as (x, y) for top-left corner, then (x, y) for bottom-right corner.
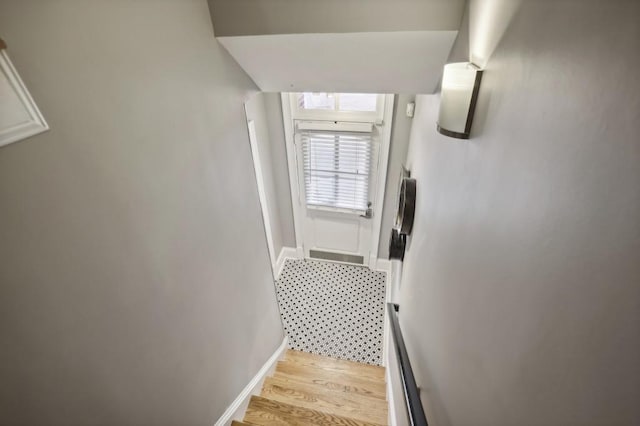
(281, 93), (394, 269)
(245, 118), (277, 277)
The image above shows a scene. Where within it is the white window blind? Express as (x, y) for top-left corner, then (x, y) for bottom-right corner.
(301, 131), (372, 212)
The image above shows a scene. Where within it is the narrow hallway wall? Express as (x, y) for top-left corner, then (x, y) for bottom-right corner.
(0, 0), (283, 424)
(398, 1), (640, 425)
(244, 93), (288, 263)
(208, 0), (465, 37)
(263, 93), (296, 250)
(378, 94), (414, 259)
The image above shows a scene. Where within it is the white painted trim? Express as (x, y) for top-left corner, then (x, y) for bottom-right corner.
(383, 263), (398, 424)
(368, 94), (395, 267)
(307, 204), (367, 216)
(382, 262), (393, 368)
(382, 259), (401, 369)
(281, 93), (305, 257)
(389, 259), (403, 305)
(0, 50), (49, 148)
(214, 337), (289, 426)
(297, 120), (373, 133)
(384, 259), (404, 426)
(275, 246), (300, 279)
(373, 258), (391, 274)
(386, 357), (399, 426)
(245, 117), (277, 277)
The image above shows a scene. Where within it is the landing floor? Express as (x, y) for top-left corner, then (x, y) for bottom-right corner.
(275, 259), (386, 365)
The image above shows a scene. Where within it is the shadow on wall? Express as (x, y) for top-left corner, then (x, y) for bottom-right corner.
(469, 84), (492, 138)
(469, 0), (523, 68)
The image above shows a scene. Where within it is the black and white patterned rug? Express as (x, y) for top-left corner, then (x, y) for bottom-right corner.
(275, 259), (386, 365)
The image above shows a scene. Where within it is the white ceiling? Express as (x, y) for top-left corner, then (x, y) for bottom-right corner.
(218, 31), (458, 94)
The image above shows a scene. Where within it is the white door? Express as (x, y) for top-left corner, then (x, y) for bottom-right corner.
(283, 93), (394, 267)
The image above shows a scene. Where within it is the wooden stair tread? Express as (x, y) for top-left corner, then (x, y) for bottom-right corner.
(244, 395), (383, 426)
(275, 361), (387, 399)
(231, 421), (255, 426)
(261, 377), (388, 425)
(284, 350), (385, 381)
(271, 371), (387, 401)
(264, 375), (387, 407)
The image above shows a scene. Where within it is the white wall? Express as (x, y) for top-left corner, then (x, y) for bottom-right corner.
(398, 1), (640, 425)
(0, 1), (283, 424)
(263, 93), (296, 249)
(378, 94), (414, 259)
(244, 93), (297, 260)
(245, 93), (287, 262)
(218, 31), (458, 94)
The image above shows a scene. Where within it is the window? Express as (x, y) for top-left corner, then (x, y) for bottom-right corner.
(301, 131), (371, 212)
(291, 92), (385, 123)
(291, 92), (382, 213)
(298, 93), (378, 112)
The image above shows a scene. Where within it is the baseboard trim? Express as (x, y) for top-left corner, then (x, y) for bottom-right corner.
(380, 254), (394, 369)
(386, 356), (399, 426)
(275, 246), (299, 279)
(214, 336), (289, 426)
(382, 266), (392, 368)
(384, 259), (404, 426)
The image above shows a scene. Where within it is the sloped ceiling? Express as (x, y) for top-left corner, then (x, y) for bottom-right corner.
(209, 0), (465, 94)
(208, 0), (465, 36)
(218, 31), (458, 94)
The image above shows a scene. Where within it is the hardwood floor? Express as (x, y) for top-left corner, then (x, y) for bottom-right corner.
(238, 349), (388, 426)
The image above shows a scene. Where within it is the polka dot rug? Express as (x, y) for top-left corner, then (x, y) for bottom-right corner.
(275, 258), (387, 365)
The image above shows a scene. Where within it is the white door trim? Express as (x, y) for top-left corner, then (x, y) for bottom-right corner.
(281, 93), (305, 258)
(245, 118), (277, 276)
(369, 96), (394, 267)
(281, 93), (394, 265)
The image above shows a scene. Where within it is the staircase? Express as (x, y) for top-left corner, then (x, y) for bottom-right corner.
(233, 349), (388, 426)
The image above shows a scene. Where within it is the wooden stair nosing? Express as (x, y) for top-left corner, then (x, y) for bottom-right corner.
(244, 395), (384, 426)
(275, 361), (387, 397)
(261, 379), (388, 425)
(263, 376), (388, 415)
(276, 359), (386, 387)
(271, 370), (387, 401)
(284, 350), (385, 381)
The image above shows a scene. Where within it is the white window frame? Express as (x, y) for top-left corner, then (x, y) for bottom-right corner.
(288, 93), (386, 124)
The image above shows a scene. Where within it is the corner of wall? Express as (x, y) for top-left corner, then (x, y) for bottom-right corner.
(214, 337), (289, 426)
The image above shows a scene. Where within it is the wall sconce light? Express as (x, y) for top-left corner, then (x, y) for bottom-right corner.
(437, 62), (483, 139)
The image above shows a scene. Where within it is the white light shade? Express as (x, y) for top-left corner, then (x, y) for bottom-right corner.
(437, 62), (483, 139)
